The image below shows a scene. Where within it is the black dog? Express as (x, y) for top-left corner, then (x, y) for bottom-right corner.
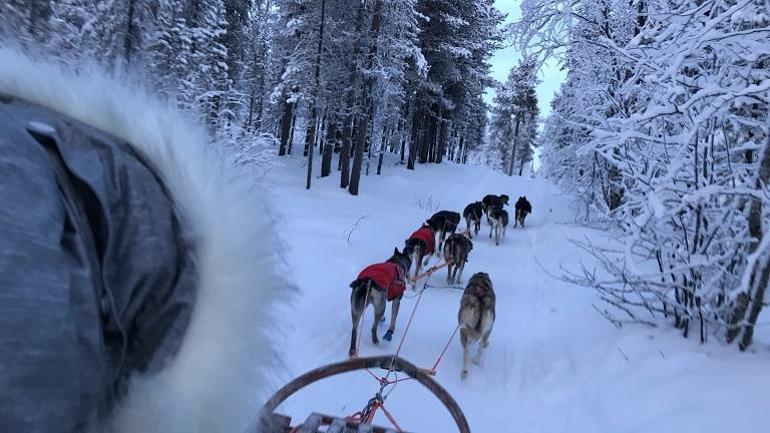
(482, 194), (509, 214)
(488, 208), (509, 246)
(514, 196), (532, 228)
(482, 194), (509, 225)
(463, 201), (483, 238)
(427, 210), (461, 252)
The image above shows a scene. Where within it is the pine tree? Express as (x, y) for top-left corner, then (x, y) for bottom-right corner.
(148, 0), (190, 100)
(490, 57), (539, 176)
(409, 0), (504, 168)
(181, 0), (233, 132)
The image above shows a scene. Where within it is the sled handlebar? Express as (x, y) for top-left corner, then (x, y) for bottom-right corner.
(254, 355), (470, 433)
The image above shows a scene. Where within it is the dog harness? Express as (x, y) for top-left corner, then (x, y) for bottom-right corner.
(357, 262), (407, 301)
(408, 227), (435, 255)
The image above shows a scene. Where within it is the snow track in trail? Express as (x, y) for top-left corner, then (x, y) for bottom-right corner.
(267, 158), (770, 433)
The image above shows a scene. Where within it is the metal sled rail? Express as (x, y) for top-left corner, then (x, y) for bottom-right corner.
(255, 355), (471, 433)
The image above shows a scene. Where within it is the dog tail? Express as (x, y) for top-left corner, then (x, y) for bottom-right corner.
(458, 298), (482, 330)
(479, 307), (495, 336)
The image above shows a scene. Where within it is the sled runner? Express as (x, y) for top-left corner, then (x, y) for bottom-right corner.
(255, 356), (471, 433)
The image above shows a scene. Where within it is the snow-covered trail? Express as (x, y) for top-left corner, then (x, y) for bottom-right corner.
(266, 158), (770, 433)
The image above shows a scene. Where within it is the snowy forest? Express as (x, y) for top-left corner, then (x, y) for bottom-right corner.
(0, 0), (544, 194)
(1, 0), (768, 351)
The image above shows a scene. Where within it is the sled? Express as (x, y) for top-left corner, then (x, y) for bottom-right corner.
(254, 355), (471, 433)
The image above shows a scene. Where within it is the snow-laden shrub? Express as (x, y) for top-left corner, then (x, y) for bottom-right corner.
(515, 0), (770, 348)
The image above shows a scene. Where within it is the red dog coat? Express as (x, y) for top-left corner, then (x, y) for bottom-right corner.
(408, 227), (435, 255)
(357, 262), (407, 300)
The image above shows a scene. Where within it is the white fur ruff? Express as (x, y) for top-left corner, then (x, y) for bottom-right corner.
(0, 47), (287, 433)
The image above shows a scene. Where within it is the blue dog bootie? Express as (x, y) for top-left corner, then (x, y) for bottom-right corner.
(383, 330), (394, 341)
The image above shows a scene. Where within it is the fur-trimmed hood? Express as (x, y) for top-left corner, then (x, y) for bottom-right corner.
(0, 47), (286, 433)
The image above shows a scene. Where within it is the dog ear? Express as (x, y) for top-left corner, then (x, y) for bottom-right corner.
(394, 247), (400, 255)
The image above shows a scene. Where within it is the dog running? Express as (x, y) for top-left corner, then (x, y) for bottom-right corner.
(443, 233), (473, 285)
(482, 194), (509, 224)
(427, 210), (461, 252)
(458, 272), (496, 380)
(488, 207), (509, 246)
(514, 196), (532, 228)
(404, 224), (436, 288)
(348, 248), (412, 357)
(462, 201), (483, 239)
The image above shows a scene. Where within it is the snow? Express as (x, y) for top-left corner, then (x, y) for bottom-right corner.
(266, 155), (770, 433)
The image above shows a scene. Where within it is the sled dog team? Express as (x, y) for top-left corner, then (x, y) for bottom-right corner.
(348, 194), (533, 379)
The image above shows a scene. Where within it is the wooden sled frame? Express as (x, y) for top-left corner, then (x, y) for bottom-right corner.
(255, 355), (471, 433)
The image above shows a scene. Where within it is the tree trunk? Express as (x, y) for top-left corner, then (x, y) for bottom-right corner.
(400, 101), (412, 163)
(457, 134), (465, 164)
(304, 0), (327, 189)
(349, 116), (367, 195)
(421, 113), (435, 164)
(321, 116), (336, 177)
(348, 0), (384, 196)
(407, 104), (422, 170)
(288, 111), (297, 154)
(436, 118), (447, 164)
(508, 116), (521, 176)
(246, 94), (255, 133)
(376, 134), (386, 175)
(278, 98), (294, 156)
(123, 0), (137, 66)
(727, 132), (770, 350)
(316, 113), (326, 159)
(340, 117), (352, 185)
(304, 115), (317, 187)
(335, 1), (366, 187)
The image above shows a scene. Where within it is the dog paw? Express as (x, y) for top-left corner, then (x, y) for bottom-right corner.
(349, 350), (357, 358)
(472, 356), (482, 366)
(383, 330), (393, 341)
(461, 370), (468, 380)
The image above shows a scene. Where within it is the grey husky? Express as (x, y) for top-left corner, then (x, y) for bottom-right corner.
(348, 248), (412, 357)
(443, 233), (473, 285)
(458, 272), (496, 380)
(488, 207), (509, 246)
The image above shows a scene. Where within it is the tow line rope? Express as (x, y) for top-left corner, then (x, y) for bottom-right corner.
(410, 261), (449, 284)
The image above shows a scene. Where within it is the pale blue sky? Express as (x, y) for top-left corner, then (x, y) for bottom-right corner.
(487, 0), (566, 118)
